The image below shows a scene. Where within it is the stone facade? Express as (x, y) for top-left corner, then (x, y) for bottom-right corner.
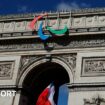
(1, 8), (105, 105)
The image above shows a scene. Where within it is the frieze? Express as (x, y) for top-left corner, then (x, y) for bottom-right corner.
(0, 38), (105, 51)
(1, 10), (105, 34)
(0, 61), (15, 79)
(82, 57), (105, 76)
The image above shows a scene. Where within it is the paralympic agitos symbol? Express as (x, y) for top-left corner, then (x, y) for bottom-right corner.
(29, 13), (68, 41)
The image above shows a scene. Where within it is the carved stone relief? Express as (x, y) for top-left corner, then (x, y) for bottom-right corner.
(73, 17), (85, 28)
(25, 21), (33, 30)
(84, 95), (105, 105)
(1, 14), (105, 34)
(0, 23), (3, 32)
(19, 54), (76, 76)
(98, 16), (105, 26)
(15, 21), (26, 31)
(47, 19), (56, 26)
(1, 10), (105, 33)
(82, 57), (105, 76)
(21, 56), (38, 68)
(3, 22), (14, 32)
(0, 61), (15, 79)
(58, 54), (76, 74)
(19, 55), (40, 74)
(0, 38), (105, 51)
(86, 17), (94, 27)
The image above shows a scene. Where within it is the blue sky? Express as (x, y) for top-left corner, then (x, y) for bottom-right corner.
(0, 0), (105, 15)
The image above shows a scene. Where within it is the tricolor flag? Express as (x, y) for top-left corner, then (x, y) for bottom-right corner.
(36, 83), (55, 105)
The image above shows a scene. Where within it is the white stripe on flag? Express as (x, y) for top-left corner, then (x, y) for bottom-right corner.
(48, 85), (55, 105)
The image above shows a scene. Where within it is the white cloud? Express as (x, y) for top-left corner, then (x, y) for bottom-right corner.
(56, 1), (91, 11)
(17, 6), (28, 12)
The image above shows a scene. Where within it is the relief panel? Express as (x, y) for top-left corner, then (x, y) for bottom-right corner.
(47, 19), (58, 29)
(14, 21), (26, 31)
(0, 56), (21, 86)
(59, 18), (70, 29)
(0, 61), (15, 79)
(3, 22), (14, 32)
(73, 17), (85, 28)
(75, 52), (105, 84)
(68, 91), (105, 105)
(98, 16), (105, 26)
(82, 57), (105, 76)
(84, 95), (105, 105)
(86, 16), (95, 27)
(25, 21), (33, 31)
(0, 23), (3, 32)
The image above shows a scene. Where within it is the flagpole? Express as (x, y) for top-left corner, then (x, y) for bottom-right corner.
(45, 12), (47, 30)
(57, 11), (60, 30)
(70, 9), (72, 28)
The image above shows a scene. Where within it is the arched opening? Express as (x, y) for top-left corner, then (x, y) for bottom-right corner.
(19, 62), (70, 105)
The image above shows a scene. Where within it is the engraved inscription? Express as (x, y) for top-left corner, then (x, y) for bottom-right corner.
(0, 61), (15, 79)
(82, 57), (105, 76)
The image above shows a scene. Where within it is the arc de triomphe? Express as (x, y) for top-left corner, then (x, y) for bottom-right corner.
(0, 8), (105, 105)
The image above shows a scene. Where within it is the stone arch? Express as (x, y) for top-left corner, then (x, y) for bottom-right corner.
(18, 57), (73, 87)
(17, 57), (73, 105)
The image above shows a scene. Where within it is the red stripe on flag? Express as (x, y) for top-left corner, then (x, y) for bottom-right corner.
(36, 83), (55, 105)
(36, 87), (51, 105)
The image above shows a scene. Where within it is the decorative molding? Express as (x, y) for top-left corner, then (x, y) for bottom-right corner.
(70, 87), (105, 92)
(0, 27), (105, 38)
(19, 54), (76, 75)
(82, 57), (105, 76)
(21, 56), (38, 68)
(0, 61), (15, 79)
(59, 54), (76, 74)
(0, 38), (105, 51)
(19, 55), (40, 74)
